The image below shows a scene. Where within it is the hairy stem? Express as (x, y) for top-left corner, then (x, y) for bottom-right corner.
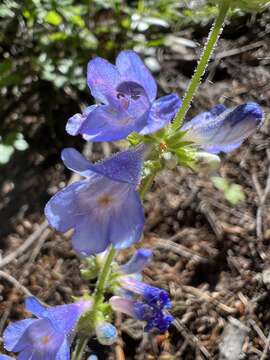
(71, 336), (88, 360)
(139, 172), (156, 199)
(93, 245), (117, 306)
(171, 0), (231, 131)
(72, 246), (116, 359)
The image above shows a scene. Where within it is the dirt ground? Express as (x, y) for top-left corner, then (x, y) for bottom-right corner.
(1, 10), (270, 360)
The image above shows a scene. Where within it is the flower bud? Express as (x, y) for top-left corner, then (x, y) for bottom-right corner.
(161, 152), (179, 170)
(95, 322), (117, 345)
(195, 151), (221, 172)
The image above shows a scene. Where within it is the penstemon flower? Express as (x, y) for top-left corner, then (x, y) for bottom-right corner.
(110, 296), (173, 332)
(66, 50), (181, 142)
(0, 356), (14, 359)
(110, 248), (173, 332)
(181, 103), (263, 154)
(119, 277), (172, 309)
(45, 145), (145, 255)
(3, 297), (91, 359)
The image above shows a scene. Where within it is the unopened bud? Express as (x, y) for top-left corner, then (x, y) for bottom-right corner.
(161, 152), (178, 170)
(96, 322), (117, 345)
(196, 151), (221, 172)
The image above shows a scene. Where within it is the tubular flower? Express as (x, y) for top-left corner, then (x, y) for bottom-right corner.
(119, 277), (171, 309)
(45, 146), (145, 255)
(110, 296), (173, 333)
(119, 248), (152, 275)
(112, 251), (173, 333)
(3, 297), (91, 360)
(181, 103), (263, 154)
(66, 50), (181, 142)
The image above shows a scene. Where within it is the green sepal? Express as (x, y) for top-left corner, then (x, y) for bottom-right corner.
(127, 132), (144, 146)
(80, 256), (100, 280)
(174, 148), (197, 169)
(76, 303), (113, 336)
(142, 160), (162, 179)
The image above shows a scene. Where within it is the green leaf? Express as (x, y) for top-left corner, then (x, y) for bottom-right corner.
(127, 132), (144, 146)
(0, 73), (23, 87)
(0, 59), (12, 74)
(212, 176), (245, 206)
(70, 14), (85, 27)
(225, 184), (245, 205)
(211, 176), (229, 192)
(44, 11), (63, 26)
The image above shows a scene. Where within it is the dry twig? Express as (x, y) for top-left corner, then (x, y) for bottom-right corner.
(173, 318), (211, 358)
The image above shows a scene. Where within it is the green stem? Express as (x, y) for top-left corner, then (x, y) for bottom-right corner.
(93, 245), (116, 306)
(71, 337), (88, 360)
(171, 0), (231, 131)
(139, 172), (156, 199)
(72, 246), (116, 360)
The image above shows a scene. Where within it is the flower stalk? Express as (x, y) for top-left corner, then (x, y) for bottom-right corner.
(171, 0), (231, 131)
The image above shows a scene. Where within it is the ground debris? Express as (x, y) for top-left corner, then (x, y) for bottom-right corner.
(219, 317), (249, 360)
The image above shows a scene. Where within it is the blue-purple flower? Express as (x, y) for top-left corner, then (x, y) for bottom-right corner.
(119, 277), (171, 309)
(111, 249), (173, 332)
(181, 103), (263, 153)
(110, 296), (173, 332)
(3, 297), (91, 360)
(120, 248), (152, 275)
(45, 146), (145, 255)
(66, 51), (181, 142)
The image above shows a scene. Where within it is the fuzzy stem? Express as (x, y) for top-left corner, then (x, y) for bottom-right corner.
(93, 245), (117, 306)
(72, 246), (116, 359)
(139, 172), (156, 199)
(171, 0), (231, 131)
(71, 336), (88, 360)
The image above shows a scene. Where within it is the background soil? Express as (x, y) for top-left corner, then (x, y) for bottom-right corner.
(1, 10), (270, 360)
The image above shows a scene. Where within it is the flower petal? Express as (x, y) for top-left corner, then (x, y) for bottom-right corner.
(140, 93), (181, 135)
(210, 104), (227, 116)
(116, 51), (157, 102)
(66, 106), (97, 136)
(17, 349), (34, 360)
(3, 319), (35, 352)
(25, 297), (46, 318)
(181, 104), (227, 131)
(0, 355), (15, 359)
(61, 148), (95, 178)
(56, 338), (70, 360)
(62, 146), (145, 187)
(46, 302), (90, 336)
(72, 214), (110, 256)
(90, 145), (145, 187)
(109, 189), (144, 249)
(45, 181), (87, 232)
(120, 248), (152, 274)
(87, 57), (121, 104)
(182, 102), (263, 154)
(78, 104), (148, 142)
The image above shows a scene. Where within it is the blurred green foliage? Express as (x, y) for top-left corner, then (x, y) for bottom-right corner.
(211, 176), (245, 206)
